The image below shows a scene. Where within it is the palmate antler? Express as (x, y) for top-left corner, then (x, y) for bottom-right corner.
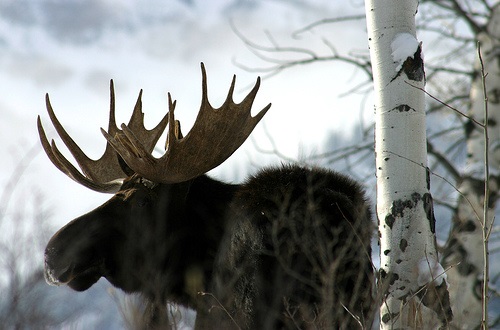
(102, 63), (271, 184)
(37, 81), (168, 193)
(38, 63), (270, 189)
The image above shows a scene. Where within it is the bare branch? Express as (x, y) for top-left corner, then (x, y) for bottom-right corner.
(427, 141), (461, 182)
(292, 15), (366, 38)
(423, 0), (485, 34)
(405, 81), (485, 128)
(230, 21), (372, 80)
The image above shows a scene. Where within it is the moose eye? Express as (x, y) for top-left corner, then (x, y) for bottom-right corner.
(137, 196), (150, 208)
(132, 189), (152, 208)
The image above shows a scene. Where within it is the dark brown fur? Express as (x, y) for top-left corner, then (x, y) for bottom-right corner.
(45, 165), (374, 329)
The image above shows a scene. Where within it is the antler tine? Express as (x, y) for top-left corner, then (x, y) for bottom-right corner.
(165, 94), (182, 149)
(44, 91), (127, 182)
(104, 63), (271, 184)
(38, 81), (169, 193)
(102, 93), (177, 180)
(37, 115), (123, 193)
(127, 88), (169, 147)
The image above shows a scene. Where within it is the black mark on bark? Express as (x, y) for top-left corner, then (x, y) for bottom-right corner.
(423, 193), (436, 233)
(399, 239), (408, 252)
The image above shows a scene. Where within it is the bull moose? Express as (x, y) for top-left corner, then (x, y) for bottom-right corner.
(38, 63), (374, 329)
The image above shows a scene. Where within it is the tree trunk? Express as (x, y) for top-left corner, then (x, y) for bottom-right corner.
(442, 4), (500, 329)
(365, 0), (452, 328)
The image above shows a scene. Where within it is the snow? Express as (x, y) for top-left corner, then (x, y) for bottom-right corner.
(391, 33), (420, 72)
(417, 257), (448, 287)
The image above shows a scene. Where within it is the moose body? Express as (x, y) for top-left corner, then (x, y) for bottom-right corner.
(39, 64), (374, 329)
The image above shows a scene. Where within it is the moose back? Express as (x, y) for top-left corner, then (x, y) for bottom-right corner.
(38, 64), (374, 329)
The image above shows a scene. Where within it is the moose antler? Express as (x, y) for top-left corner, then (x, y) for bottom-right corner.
(37, 81), (168, 193)
(102, 63), (271, 184)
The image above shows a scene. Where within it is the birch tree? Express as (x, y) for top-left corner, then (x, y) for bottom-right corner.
(365, 0), (452, 328)
(441, 4), (500, 328)
(233, 0), (500, 326)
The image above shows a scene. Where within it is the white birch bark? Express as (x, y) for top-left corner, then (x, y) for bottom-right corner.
(365, 0), (452, 328)
(442, 4), (500, 328)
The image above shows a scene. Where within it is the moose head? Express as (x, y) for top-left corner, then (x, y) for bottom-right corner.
(38, 64), (374, 329)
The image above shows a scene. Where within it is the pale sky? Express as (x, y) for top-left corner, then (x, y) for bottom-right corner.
(1, 0), (371, 229)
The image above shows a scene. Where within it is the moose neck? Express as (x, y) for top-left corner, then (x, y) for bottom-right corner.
(153, 174), (238, 307)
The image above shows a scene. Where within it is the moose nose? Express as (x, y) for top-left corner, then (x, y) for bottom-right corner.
(44, 247), (73, 286)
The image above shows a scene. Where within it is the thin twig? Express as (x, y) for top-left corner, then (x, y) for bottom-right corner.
(198, 292), (241, 330)
(477, 41), (491, 330)
(405, 81), (485, 128)
(292, 15), (366, 37)
(385, 150), (483, 223)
